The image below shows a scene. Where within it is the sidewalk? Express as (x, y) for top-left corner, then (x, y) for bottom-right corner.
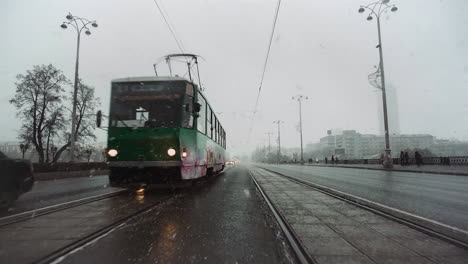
(250, 167), (468, 264)
(305, 163), (468, 176)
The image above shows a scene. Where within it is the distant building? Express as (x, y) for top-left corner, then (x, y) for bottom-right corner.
(317, 130), (448, 158)
(430, 140), (468, 156)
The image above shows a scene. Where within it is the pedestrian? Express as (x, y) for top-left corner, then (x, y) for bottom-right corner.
(335, 157), (339, 164)
(325, 157), (328, 164)
(400, 151), (404, 166)
(404, 151), (409, 165)
(380, 153), (384, 164)
(415, 151), (423, 167)
(331, 155), (335, 165)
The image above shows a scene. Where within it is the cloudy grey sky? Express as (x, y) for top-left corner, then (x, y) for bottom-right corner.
(1, 0), (467, 156)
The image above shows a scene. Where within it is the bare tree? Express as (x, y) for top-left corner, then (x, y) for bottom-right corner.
(10, 64), (100, 164)
(53, 81), (100, 162)
(10, 64), (69, 164)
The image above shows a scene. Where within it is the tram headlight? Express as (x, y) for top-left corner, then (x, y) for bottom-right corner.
(182, 147), (187, 158)
(167, 148), (176, 157)
(107, 149), (118, 157)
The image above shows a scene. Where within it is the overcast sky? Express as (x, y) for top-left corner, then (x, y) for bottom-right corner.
(1, 0), (467, 156)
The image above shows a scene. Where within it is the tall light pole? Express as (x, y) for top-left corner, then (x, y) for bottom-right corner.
(265, 132), (273, 154)
(292, 95), (308, 164)
(273, 120), (283, 163)
(60, 13), (98, 161)
(358, 0), (398, 168)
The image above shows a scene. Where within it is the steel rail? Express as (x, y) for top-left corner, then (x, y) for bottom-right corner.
(34, 193), (177, 264)
(0, 189), (128, 227)
(249, 170), (315, 264)
(257, 166), (468, 250)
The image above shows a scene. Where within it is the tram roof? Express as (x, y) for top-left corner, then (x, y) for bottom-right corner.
(111, 76), (191, 83)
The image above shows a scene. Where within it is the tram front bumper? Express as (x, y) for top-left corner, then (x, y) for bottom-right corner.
(108, 161), (182, 168)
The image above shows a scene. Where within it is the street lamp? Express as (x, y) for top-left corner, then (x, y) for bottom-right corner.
(19, 143), (29, 159)
(358, 0), (398, 168)
(60, 12), (98, 162)
(51, 146), (58, 161)
(292, 95), (308, 164)
(273, 120), (284, 164)
(265, 132), (273, 154)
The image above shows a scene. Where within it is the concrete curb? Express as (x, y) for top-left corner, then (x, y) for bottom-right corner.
(303, 164), (468, 176)
(258, 166), (468, 248)
(35, 170), (109, 181)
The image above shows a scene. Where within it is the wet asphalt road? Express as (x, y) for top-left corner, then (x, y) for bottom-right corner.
(56, 166), (292, 264)
(256, 164), (468, 231)
(0, 175), (118, 217)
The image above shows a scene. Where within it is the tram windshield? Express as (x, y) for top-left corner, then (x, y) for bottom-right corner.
(110, 81), (192, 128)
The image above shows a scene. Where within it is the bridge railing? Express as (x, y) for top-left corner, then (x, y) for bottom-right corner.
(311, 156), (468, 166)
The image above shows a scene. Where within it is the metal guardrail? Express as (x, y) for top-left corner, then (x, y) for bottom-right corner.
(309, 156), (468, 166)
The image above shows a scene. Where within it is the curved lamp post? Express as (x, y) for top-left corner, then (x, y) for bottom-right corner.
(273, 120), (284, 164)
(292, 95), (308, 164)
(19, 143), (29, 159)
(358, 0), (398, 168)
(60, 13), (98, 162)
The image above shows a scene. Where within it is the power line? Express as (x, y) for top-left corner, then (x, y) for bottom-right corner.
(160, 1), (186, 52)
(247, 0), (282, 141)
(258, 0), (282, 96)
(151, 0), (185, 54)
(253, 0), (282, 115)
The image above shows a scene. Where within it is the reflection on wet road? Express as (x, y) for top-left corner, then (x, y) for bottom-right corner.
(57, 166), (291, 264)
(0, 191), (172, 264)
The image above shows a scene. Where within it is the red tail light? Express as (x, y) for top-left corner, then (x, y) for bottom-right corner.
(182, 147), (187, 158)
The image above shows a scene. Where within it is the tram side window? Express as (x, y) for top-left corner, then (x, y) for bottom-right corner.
(207, 107), (213, 139)
(220, 127), (223, 147)
(219, 125), (223, 146)
(182, 95), (194, 129)
(197, 93), (206, 134)
(214, 117), (218, 143)
(222, 129), (225, 148)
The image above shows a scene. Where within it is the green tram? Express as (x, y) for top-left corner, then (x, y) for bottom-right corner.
(102, 70), (226, 187)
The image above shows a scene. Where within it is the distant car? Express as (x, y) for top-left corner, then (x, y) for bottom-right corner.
(225, 161), (235, 166)
(0, 151), (34, 208)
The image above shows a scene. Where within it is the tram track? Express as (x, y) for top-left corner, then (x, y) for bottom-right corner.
(34, 192), (177, 264)
(0, 189), (128, 228)
(256, 166), (468, 250)
(249, 170), (315, 264)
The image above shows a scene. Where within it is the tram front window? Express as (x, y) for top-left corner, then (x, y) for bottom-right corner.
(110, 81), (190, 128)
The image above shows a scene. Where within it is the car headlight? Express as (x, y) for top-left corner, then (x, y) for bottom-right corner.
(107, 149), (118, 157)
(167, 148), (176, 156)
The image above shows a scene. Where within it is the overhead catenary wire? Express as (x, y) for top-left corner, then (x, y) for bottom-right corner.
(159, 0), (186, 52)
(151, 0), (203, 86)
(257, 0), (282, 99)
(247, 0), (282, 142)
(151, 0), (185, 54)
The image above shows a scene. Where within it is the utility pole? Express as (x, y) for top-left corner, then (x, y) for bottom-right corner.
(273, 120), (283, 163)
(358, 0), (398, 168)
(265, 132), (273, 154)
(292, 95), (308, 164)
